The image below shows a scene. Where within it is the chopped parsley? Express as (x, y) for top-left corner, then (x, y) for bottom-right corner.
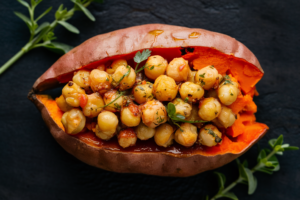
(205, 128), (222, 143)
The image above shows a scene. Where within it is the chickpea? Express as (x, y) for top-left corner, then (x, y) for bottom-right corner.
(174, 123), (198, 147)
(179, 82), (204, 102)
(218, 77), (239, 105)
(135, 122), (155, 140)
(61, 108), (86, 134)
(195, 65), (219, 90)
(103, 90), (123, 112)
(97, 64), (106, 71)
(154, 123), (174, 147)
(133, 82), (154, 104)
(205, 89), (218, 98)
(186, 105), (203, 128)
(187, 71), (196, 83)
(55, 95), (73, 112)
(215, 106), (236, 128)
(199, 124), (222, 147)
(72, 70), (90, 90)
(166, 57), (190, 82)
(96, 111), (119, 140)
(144, 55), (168, 80)
(107, 59), (127, 74)
(62, 81), (86, 107)
(118, 128), (137, 148)
(140, 100), (167, 128)
(82, 93), (105, 118)
(172, 98), (192, 118)
(90, 69), (112, 94)
(198, 97), (221, 121)
(112, 65), (136, 91)
(121, 103), (141, 127)
(153, 75), (178, 101)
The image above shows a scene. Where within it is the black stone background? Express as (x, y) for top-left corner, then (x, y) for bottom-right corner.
(0, 0), (299, 199)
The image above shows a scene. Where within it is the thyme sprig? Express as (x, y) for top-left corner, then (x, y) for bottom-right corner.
(207, 135), (299, 200)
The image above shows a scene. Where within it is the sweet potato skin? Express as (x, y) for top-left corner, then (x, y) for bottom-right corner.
(29, 24), (266, 177)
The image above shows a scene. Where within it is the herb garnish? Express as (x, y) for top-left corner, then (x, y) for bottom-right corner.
(221, 75), (234, 85)
(99, 91), (125, 109)
(112, 65), (131, 87)
(206, 135), (299, 200)
(205, 128), (222, 143)
(184, 97), (189, 102)
(134, 49), (152, 72)
(199, 73), (206, 78)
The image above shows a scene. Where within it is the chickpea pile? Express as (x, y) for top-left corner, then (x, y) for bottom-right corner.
(56, 52), (240, 149)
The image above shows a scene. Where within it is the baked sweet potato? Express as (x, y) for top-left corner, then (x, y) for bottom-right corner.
(28, 24), (268, 177)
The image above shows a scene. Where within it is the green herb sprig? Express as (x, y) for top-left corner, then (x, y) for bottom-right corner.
(0, 0), (103, 75)
(221, 75), (234, 85)
(166, 102), (206, 131)
(99, 91), (125, 109)
(207, 135), (299, 200)
(133, 49), (152, 73)
(112, 65), (131, 87)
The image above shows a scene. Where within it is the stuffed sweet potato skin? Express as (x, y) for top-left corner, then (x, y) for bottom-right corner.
(29, 24), (266, 177)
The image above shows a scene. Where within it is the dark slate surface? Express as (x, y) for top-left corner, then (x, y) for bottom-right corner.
(0, 0), (299, 199)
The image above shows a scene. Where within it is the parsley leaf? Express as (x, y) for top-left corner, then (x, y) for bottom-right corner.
(134, 49), (152, 63)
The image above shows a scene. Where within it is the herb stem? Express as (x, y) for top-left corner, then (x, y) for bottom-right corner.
(0, 48), (26, 75)
(251, 149), (277, 173)
(99, 92), (124, 109)
(211, 177), (243, 200)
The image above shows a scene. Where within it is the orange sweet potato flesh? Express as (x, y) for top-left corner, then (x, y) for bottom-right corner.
(29, 24), (268, 177)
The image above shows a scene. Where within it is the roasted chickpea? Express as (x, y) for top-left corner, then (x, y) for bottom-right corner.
(186, 105), (203, 128)
(154, 123), (174, 147)
(121, 103), (141, 127)
(172, 98), (192, 118)
(96, 111), (118, 140)
(133, 82), (154, 104)
(118, 128), (137, 148)
(187, 71), (196, 83)
(62, 81), (86, 107)
(55, 95), (73, 112)
(61, 108), (86, 134)
(198, 97), (221, 121)
(82, 93), (105, 118)
(174, 123), (198, 147)
(179, 82), (204, 102)
(153, 75), (178, 101)
(97, 64), (106, 71)
(199, 124), (222, 147)
(103, 90), (123, 112)
(72, 70), (90, 90)
(90, 69), (112, 94)
(135, 122), (155, 140)
(140, 100), (167, 128)
(215, 106), (236, 128)
(195, 65), (219, 90)
(107, 59), (127, 74)
(218, 77), (239, 105)
(166, 57), (190, 82)
(112, 65), (136, 90)
(144, 55), (168, 80)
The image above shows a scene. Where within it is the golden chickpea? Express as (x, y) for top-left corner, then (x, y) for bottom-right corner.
(179, 82), (204, 102)
(154, 123), (174, 147)
(135, 122), (155, 140)
(72, 70), (90, 90)
(140, 100), (167, 128)
(82, 93), (105, 118)
(103, 90), (123, 112)
(174, 123), (197, 147)
(97, 64), (106, 71)
(198, 97), (221, 121)
(166, 57), (190, 82)
(96, 111), (119, 140)
(118, 128), (137, 148)
(186, 105), (203, 128)
(121, 103), (141, 127)
(55, 95), (73, 112)
(133, 82), (154, 104)
(195, 65), (219, 90)
(61, 108), (86, 134)
(90, 69), (112, 94)
(215, 106), (236, 128)
(62, 81), (86, 107)
(172, 98), (192, 118)
(144, 55), (168, 80)
(112, 65), (136, 91)
(218, 78), (239, 105)
(107, 59), (127, 74)
(153, 75), (178, 101)
(187, 71), (196, 83)
(199, 124), (222, 147)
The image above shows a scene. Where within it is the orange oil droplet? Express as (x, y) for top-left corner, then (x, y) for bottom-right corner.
(189, 32), (201, 38)
(171, 36), (185, 41)
(149, 30), (164, 37)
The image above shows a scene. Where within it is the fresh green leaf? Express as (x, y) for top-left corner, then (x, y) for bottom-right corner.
(257, 149), (267, 162)
(31, 0), (42, 7)
(214, 172), (226, 193)
(134, 49), (152, 63)
(58, 21), (80, 34)
(44, 42), (74, 54)
(257, 167), (273, 175)
(34, 22), (50, 34)
(14, 11), (32, 28)
(43, 31), (56, 42)
(55, 4), (69, 20)
(71, 0), (95, 21)
(175, 114), (185, 120)
(269, 135), (283, 148)
(17, 0), (30, 8)
(35, 7), (52, 22)
(222, 192), (238, 200)
(283, 146), (299, 151)
(242, 160), (248, 168)
(167, 103), (176, 116)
